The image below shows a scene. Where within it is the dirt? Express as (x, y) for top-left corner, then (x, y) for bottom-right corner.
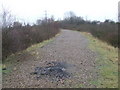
(2, 29), (99, 88)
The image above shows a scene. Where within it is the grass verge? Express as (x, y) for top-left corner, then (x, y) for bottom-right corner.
(81, 32), (118, 88)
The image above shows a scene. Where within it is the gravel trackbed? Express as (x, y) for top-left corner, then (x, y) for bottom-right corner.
(3, 29), (99, 88)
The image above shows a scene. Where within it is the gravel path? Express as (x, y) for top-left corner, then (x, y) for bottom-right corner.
(3, 29), (99, 88)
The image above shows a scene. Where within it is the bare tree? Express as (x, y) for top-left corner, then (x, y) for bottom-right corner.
(63, 11), (84, 24)
(1, 6), (15, 29)
(64, 11), (76, 19)
(36, 19), (42, 25)
(118, 1), (120, 22)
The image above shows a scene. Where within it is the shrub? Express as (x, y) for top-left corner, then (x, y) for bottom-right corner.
(2, 21), (60, 61)
(60, 18), (118, 48)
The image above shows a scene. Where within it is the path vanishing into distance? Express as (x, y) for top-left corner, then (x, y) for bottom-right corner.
(3, 29), (99, 88)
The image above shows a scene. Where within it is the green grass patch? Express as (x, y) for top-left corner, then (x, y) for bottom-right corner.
(81, 32), (118, 88)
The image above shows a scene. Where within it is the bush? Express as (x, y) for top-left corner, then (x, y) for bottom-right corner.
(60, 19), (118, 48)
(2, 21), (60, 61)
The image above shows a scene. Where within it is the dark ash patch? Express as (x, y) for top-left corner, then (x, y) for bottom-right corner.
(31, 61), (71, 81)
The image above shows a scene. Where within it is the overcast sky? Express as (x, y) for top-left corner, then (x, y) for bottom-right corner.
(0, 0), (119, 24)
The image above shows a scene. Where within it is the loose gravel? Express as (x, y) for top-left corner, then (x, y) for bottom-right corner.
(3, 29), (99, 88)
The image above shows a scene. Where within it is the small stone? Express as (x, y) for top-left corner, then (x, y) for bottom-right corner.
(13, 67), (17, 71)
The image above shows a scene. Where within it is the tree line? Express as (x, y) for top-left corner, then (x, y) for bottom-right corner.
(1, 9), (119, 61)
(1, 8), (60, 61)
(60, 11), (119, 48)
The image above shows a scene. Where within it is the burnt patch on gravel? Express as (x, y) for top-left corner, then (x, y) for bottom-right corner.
(31, 61), (71, 81)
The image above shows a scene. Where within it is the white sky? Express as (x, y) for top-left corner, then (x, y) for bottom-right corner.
(0, 0), (119, 24)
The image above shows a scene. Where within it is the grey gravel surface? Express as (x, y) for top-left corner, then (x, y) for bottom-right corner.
(3, 29), (99, 88)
